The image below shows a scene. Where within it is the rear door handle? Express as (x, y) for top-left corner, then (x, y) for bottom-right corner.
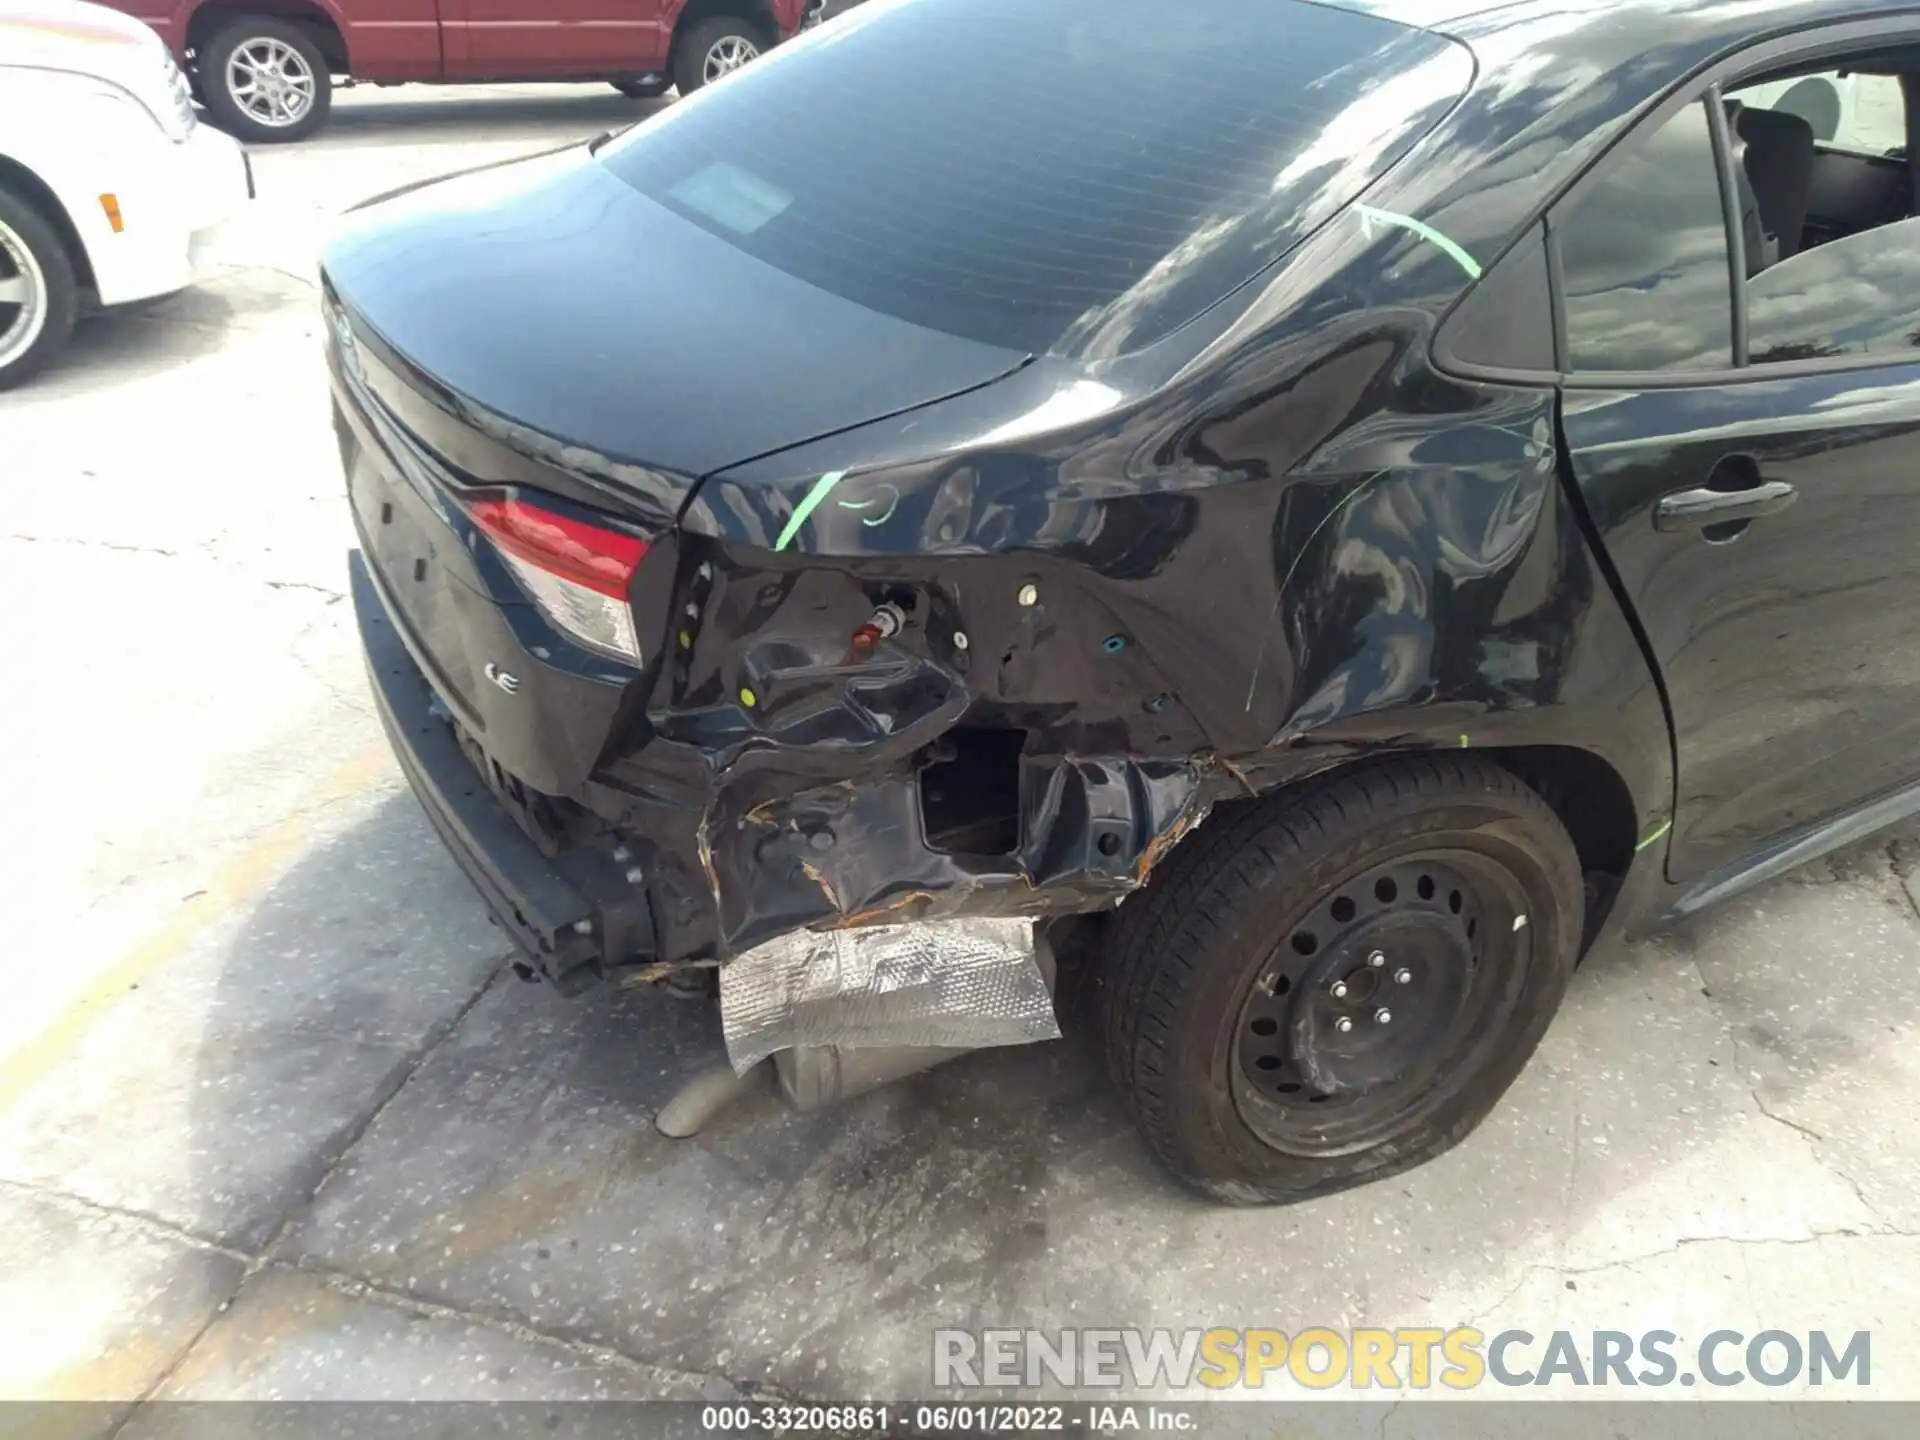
(1654, 479), (1799, 531)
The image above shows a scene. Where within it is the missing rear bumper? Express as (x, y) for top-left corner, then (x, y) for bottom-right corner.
(356, 543), (1216, 992)
(354, 553), (654, 992)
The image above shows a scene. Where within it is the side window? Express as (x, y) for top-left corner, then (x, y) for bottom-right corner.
(1557, 101), (1735, 373)
(1748, 216), (1920, 362)
(1730, 71), (1906, 152)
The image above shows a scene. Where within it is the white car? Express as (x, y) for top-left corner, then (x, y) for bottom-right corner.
(0, 0), (252, 388)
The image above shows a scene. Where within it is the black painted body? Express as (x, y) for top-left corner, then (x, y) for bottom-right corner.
(327, 0), (1920, 984)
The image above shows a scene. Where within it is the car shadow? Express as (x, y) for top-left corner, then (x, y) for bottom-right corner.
(305, 88), (668, 148)
(23, 299), (236, 398)
(182, 792), (1920, 1398)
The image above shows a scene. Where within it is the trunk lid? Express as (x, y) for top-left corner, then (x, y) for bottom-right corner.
(321, 145), (1032, 503)
(324, 145), (1029, 799)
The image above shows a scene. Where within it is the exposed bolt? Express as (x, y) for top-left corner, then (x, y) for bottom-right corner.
(1394, 967), (1412, 985)
(1335, 1016), (1354, 1033)
(1017, 583), (1039, 607)
(870, 601), (905, 638)
(573, 918), (593, 935)
(1374, 1007), (1393, 1025)
(1368, 950), (1385, 968)
(953, 631), (970, 651)
(1330, 980), (1349, 999)
(625, 867), (645, 884)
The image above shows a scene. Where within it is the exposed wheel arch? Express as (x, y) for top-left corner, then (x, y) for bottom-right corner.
(185, 1), (349, 74)
(669, 0), (777, 68)
(0, 157), (92, 292)
(1200, 743), (1640, 951)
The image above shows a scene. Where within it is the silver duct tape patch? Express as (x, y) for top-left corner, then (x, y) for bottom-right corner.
(718, 917), (1060, 1073)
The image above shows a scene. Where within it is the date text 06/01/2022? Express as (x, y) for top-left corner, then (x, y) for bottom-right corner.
(697, 1404), (1200, 1433)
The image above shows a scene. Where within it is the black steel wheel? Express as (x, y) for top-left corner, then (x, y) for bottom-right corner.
(1101, 755), (1582, 1205)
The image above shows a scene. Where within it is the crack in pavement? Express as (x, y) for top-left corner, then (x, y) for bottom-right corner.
(309, 1267), (791, 1401)
(6, 534), (180, 559)
(1752, 1096), (1825, 1145)
(256, 962), (514, 1258)
(6, 533), (348, 606)
(22, 1153), (795, 1405)
(102, 956), (511, 1428)
(1471, 1227), (1920, 1330)
(266, 580), (346, 600)
(1688, 948), (1892, 1228)
(0, 1177), (253, 1264)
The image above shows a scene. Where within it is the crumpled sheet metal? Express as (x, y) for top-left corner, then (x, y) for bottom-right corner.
(718, 916), (1060, 1073)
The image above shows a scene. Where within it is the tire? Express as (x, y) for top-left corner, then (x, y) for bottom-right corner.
(611, 79), (668, 99)
(0, 187), (79, 391)
(1101, 755), (1582, 1205)
(198, 17), (333, 144)
(672, 15), (767, 95)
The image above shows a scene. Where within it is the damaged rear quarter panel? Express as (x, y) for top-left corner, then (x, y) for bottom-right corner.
(608, 213), (1673, 965)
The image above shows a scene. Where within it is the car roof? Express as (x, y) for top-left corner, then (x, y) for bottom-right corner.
(1326, 0), (1920, 42)
(1311, 0), (1526, 29)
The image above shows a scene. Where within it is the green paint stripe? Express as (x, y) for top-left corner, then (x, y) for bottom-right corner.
(1634, 818), (1673, 853)
(773, 470), (847, 553)
(1356, 204), (1483, 280)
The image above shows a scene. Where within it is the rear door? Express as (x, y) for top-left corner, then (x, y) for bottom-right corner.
(438, 0), (662, 77)
(1554, 51), (1920, 889)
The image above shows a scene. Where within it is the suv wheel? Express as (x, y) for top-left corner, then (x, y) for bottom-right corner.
(673, 16), (766, 95)
(0, 187), (79, 391)
(1101, 755), (1582, 1204)
(198, 17), (333, 143)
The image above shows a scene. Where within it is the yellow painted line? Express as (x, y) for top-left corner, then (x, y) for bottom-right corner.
(0, 745), (390, 1114)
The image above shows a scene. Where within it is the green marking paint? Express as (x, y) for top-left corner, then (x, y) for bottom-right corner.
(1634, 818), (1673, 853)
(1356, 204), (1483, 280)
(837, 482), (900, 528)
(773, 470), (847, 552)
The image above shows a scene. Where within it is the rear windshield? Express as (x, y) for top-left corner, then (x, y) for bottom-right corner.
(599, 0), (1469, 359)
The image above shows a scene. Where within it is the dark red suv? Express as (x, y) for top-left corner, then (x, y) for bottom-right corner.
(101, 0), (820, 142)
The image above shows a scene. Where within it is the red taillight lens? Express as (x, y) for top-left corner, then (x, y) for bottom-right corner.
(465, 496), (651, 664)
(466, 497), (649, 598)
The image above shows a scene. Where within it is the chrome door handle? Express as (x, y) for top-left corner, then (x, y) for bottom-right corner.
(1654, 479), (1799, 531)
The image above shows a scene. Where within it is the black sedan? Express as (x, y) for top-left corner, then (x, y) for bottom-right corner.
(324, 0), (1920, 1203)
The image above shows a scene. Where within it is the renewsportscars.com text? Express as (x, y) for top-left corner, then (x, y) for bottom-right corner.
(933, 1327), (1871, 1391)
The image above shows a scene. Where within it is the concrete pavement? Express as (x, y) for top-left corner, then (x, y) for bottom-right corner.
(1, 84), (1917, 1422)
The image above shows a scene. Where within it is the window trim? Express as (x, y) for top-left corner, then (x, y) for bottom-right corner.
(1547, 14), (1920, 390)
(1427, 220), (1558, 384)
(1705, 86), (1752, 367)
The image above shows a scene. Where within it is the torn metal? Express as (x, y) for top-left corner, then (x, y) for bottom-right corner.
(718, 917), (1059, 1073)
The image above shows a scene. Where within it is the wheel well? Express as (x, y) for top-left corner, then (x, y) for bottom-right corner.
(1488, 745), (1639, 883)
(1227, 744), (1640, 949)
(186, 2), (349, 73)
(0, 158), (94, 292)
(671, 0), (778, 58)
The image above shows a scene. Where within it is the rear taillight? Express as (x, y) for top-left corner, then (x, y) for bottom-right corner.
(466, 497), (650, 664)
